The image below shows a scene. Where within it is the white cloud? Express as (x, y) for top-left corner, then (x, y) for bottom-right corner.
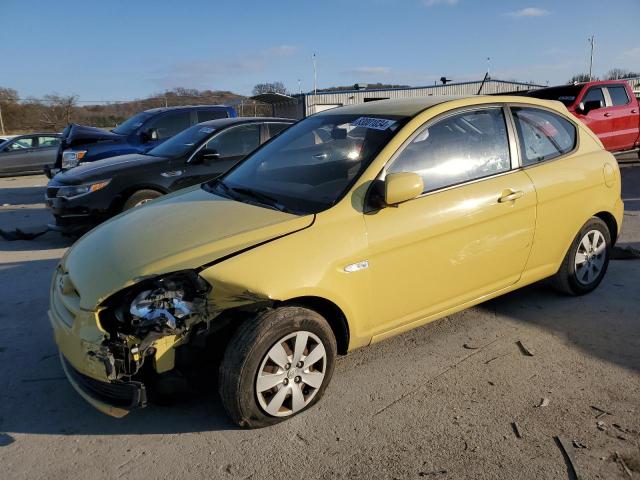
(264, 45), (298, 57)
(506, 7), (550, 18)
(345, 66), (392, 76)
(151, 45), (299, 89)
(423, 0), (458, 7)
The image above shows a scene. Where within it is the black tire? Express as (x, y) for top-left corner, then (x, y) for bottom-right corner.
(122, 189), (162, 211)
(218, 306), (337, 428)
(552, 217), (611, 296)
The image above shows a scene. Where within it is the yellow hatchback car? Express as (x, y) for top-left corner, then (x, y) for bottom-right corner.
(50, 96), (623, 427)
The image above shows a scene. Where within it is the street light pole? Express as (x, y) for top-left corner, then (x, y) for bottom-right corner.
(588, 35), (595, 81)
(0, 102), (5, 135)
(312, 53), (317, 95)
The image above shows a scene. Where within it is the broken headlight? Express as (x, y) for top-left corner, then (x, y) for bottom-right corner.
(105, 271), (211, 338)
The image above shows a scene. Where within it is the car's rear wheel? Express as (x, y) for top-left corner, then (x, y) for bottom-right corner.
(122, 189), (162, 211)
(218, 306), (337, 428)
(552, 217), (611, 295)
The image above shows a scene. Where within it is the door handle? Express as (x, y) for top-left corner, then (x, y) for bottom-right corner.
(603, 113), (612, 117)
(313, 153), (328, 159)
(632, 109), (638, 114)
(498, 190), (524, 203)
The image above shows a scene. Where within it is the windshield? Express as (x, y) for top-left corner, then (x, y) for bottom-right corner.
(527, 85), (583, 106)
(112, 111), (155, 135)
(147, 124), (218, 158)
(205, 113), (408, 214)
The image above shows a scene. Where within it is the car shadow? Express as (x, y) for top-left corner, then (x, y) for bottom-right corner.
(0, 186), (48, 206)
(479, 263), (640, 375)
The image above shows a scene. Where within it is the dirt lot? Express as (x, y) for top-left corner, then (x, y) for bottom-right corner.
(0, 165), (639, 480)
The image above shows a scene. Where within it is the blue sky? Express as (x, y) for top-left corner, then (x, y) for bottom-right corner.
(1, 0), (638, 101)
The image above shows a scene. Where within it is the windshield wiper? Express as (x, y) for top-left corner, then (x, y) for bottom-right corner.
(229, 186), (290, 213)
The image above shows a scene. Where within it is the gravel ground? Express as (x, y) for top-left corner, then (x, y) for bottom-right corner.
(0, 167), (638, 480)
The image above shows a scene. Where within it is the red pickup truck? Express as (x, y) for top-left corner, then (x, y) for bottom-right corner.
(527, 80), (640, 155)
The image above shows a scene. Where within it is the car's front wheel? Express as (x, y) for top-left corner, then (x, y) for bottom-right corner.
(553, 217), (611, 295)
(218, 306), (337, 428)
(122, 189), (162, 211)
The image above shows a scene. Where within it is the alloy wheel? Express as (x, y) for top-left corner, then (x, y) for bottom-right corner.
(255, 331), (327, 417)
(574, 229), (606, 285)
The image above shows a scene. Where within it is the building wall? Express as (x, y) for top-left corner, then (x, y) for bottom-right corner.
(298, 80), (543, 117)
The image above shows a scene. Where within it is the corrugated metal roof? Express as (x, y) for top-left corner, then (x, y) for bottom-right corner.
(297, 79), (544, 117)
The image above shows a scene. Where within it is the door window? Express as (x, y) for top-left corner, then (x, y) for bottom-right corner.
(197, 109), (228, 122)
(388, 108), (511, 193)
(583, 87), (605, 105)
(37, 136), (60, 148)
(607, 86), (630, 106)
(7, 137), (35, 150)
(148, 112), (191, 140)
(267, 122), (290, 138)
(511, 107), (576, 166)
(205, 124), (261, 158)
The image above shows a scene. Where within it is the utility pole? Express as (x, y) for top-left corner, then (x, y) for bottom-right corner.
(588, 35), (595, 81)
(298, 79), (302, 95)
(0, 102), (5, 135)
(312, 53), (317, 95)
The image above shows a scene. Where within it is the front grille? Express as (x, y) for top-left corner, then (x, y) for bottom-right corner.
(63, 356), (146, 409)
(51, 269), (80, 328)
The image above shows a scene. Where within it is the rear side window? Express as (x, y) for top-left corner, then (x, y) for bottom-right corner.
(511, 107), (576, 166)
(267, 122), (291, 138)
(607, 86), (630, 106)
(197, 109), (228, 122)
(37, 136), (60, 148)
(148, 111), (191, 140)
(205, 124), (261, 158)
(388, 108), (511, 193)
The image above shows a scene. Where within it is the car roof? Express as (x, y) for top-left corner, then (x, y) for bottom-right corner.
(141, 104), (233, 114)
(10, 133), (61, 138)
(196, 117), (295, 128)
(316, 96), (472, 117)
(315, 95), (572, 118)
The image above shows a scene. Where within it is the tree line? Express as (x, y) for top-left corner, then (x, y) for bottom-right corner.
(568, 68), (640, 84)
(0, 87), (244, 134)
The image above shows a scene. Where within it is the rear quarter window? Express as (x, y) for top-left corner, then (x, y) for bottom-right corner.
(197, 109), (229, 122)
(511, 107), (576, 166)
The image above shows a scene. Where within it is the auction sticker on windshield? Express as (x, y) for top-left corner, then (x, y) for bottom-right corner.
(350, 117), (396, 130)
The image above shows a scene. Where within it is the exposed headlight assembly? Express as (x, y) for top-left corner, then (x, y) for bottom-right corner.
(61, 149), (87, 169)
(109, 271), (211, 338)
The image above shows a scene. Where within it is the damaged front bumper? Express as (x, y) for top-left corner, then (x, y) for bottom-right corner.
(59, 353), (146, 418)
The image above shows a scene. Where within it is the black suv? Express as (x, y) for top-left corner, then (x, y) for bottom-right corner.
(46, 117), (293, 234)
(46, 104), (237, 177)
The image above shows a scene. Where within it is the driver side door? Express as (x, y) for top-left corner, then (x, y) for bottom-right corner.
(0, 136), (38, 174)
(171, 123), (262, 190)
(364, 106), (536, 339)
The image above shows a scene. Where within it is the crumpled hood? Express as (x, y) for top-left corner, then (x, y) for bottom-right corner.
(62, 123), (125, 147)
(63, 187), (314, 309)
(53, 153), (160, 184)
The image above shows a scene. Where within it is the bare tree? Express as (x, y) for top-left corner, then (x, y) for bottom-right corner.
(36, 94), (78, 130)
(252, 82), (287, 96)
(605, 68), (640, 80)
(567, 73), (593, 84)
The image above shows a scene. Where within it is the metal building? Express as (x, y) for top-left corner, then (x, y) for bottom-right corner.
(285, 79), (544, 118)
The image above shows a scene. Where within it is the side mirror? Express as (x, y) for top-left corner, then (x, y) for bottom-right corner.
(192, 149), (220, 164)
(384, 172), (424, 206)
(140, 128), (158, 143)
(578, 100), (603, 115)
